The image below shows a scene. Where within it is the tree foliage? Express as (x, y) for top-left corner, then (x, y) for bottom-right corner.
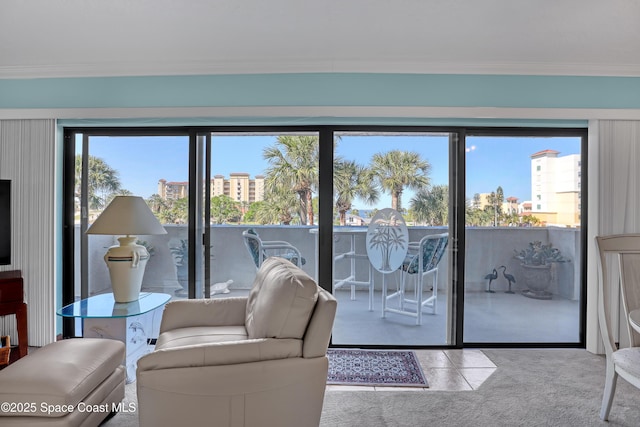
(255, 187), (299, 225)
(369, 150), (430, 212)
(263, 136), (319, 225)
(210, 195), (240, 224)
(154, 197), (188, 224)
(334, 159), (379, 226)
(75, 155), (122, 210)
(485, 186), (504, 226)
(410, 184), (448, 226)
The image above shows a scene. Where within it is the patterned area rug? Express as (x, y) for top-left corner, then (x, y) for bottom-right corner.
(327, 349), (428, 387)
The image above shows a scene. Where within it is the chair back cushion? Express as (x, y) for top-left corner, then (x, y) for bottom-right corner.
(406, 233), (448, 274)
(246, 257), (319, 339)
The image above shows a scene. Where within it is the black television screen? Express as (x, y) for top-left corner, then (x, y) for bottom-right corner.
(0, 180), (10, 265)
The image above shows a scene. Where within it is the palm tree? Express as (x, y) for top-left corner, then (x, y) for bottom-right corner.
(410, 184), (448, 226)
(263, 135), (319, 225)
(472, 193), (482, 210)
(486, 186), (504, 226)
(255, 187), (299, 225)
(75, 155), (121, 210)
(369, 150), (431, 212)
(105, 189), (132, 206)
(146, 194), (167, 214)
(334, 159), (379, 226)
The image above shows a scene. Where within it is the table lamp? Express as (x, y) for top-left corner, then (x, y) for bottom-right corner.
(86, 196), (167, 303)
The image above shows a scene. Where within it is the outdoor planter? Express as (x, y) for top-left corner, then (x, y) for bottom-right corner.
(519, 263), (554, 299)
(515, 241), (568, 300)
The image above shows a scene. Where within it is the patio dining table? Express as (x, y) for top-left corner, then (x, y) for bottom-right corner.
(309, 227), (374, 310)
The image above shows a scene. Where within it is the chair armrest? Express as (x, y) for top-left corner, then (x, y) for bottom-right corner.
(137, 338), (303, 371)
(260, 242), (303, 264)
(261, 241), (300, 252)
(262, 240), (296, 246)
(303, 288), (337, 358)
(160, 297), (248, 333)
(407, 242), (420, 251)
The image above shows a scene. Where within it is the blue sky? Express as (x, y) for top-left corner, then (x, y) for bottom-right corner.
(82, 133), (581, 208)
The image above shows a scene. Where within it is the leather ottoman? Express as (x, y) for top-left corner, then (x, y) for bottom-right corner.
(0, 338), (125, 426)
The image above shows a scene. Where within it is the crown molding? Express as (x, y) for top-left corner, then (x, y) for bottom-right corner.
(2, 59), (640, 79)
(1, 106), (639, 121)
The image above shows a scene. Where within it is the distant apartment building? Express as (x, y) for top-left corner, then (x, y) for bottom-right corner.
(504, 196), (519, 215)
(473, 149), (580, 226)
(157, 179), (188, 200)
(159, 175), (265, 203)
(530, 149), (581, 226)
(476, 193), (491, 210)
(520, 201), (532, 215)
(210, 173), (266, 203)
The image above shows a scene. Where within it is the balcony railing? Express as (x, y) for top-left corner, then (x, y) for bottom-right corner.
(78, 224), (580, 301)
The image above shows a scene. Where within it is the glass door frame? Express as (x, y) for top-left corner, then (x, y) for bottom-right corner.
(61, 127), (193, 337)
(62, 125), (587, 349)
(460, 127), (588, 348)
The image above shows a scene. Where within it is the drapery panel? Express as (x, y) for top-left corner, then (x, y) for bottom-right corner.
(0, 119), (56, 347)
(588, 120), (640, 352)
(597, 121), (640, 233)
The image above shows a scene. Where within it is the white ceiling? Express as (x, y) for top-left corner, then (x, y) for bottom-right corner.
(1, 0), (640, 79)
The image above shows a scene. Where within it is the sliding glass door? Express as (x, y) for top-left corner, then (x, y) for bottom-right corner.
(463, 131), (584, 344)
(70, 132), (190, 314)
(205, 132), (319, 298)
(64, 125), (586, 348)
(331, 131), (452, 346)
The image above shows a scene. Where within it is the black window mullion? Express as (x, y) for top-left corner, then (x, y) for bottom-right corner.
(318, 128), (334, 294)
(452, 130), (466, 348)
(80, 134), (89, 300)
(203, 133), (212, 298)
(61, 131), (76, 338)
(187, 130), (199, 299)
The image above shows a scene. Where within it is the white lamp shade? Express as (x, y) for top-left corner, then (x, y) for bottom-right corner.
(86, 196), (167, 236)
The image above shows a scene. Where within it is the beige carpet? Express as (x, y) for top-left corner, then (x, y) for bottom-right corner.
(104, 349), (640, 427)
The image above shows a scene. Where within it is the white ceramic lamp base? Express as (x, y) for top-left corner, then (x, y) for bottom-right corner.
(104, 236), (150, 303)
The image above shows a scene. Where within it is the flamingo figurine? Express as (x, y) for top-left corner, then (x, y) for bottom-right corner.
(484, 268), (498, 293)
(499, 265), (516, 294)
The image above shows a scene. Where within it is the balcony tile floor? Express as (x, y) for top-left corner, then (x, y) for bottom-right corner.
(330, 288), (580, 346)
(178, 283), (580, 346)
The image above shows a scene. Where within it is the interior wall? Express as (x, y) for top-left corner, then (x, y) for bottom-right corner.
(0, 119), (56, 346)
(1, 115), (635, 351)
(1, 72), (639, 349)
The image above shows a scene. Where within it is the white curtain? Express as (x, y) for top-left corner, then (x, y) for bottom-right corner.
(597, 120), (640, 232)
(0, 119), (56, 347)
(587, 120), (640, 352)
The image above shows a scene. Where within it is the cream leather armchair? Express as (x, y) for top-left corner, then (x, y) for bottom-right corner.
(136, 257), (337, 427)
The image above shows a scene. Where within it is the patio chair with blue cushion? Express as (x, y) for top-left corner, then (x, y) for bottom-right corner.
(385, 232), (448, 325)
(242, 228), (306, 269)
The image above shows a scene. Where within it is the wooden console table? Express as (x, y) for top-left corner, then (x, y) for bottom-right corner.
(0, 270), (28, 364)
